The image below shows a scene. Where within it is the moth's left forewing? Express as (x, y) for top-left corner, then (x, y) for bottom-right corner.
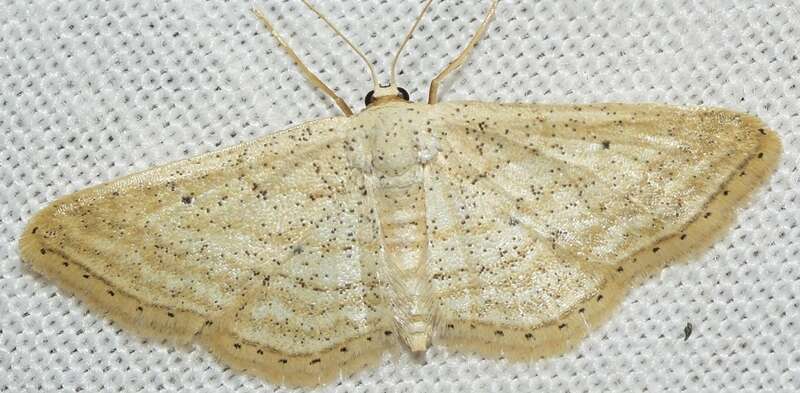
(426, 101), (780, 358)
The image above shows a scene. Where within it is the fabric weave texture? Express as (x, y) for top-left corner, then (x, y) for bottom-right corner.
(1, 0), (798, 391)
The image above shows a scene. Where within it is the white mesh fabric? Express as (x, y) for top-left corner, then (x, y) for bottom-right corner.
(2, 0), (799, 391)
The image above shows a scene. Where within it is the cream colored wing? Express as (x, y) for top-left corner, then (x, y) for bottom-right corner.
(19, 118), (395, 387)
(425, 102), (780, 358)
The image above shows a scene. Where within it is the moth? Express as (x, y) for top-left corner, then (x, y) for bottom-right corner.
(20, 0), (781, 387)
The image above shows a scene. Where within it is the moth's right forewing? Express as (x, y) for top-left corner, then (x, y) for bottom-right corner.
(20, 116), (396, 387)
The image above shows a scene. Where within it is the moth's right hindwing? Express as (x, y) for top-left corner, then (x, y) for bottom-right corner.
(425, 101), (780, 357)
(20, 117), (395, 387)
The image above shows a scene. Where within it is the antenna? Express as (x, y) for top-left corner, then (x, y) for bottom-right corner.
(299, 0), (379, 93)
(390, 0), (435, 87)
(428, 0), (499, 104)
(253, 8), (353, 116)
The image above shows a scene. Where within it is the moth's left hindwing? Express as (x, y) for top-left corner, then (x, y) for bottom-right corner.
(425, 102), (780, 357)
(20, 117), (395, 387)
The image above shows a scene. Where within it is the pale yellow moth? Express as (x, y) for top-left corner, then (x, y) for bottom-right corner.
(19, 0), (781, 387)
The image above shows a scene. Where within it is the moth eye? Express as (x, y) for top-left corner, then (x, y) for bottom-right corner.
(364, 88), (409, 107)
(397, 87), (410, 101)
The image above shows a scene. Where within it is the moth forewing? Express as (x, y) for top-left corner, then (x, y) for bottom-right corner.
(425, 102), (780, 358)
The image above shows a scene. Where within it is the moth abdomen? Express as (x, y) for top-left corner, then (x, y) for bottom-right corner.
(373, 172), (434, 352)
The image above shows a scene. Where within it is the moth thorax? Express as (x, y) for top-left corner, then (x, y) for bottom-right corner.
(366, 105), (438, 179)
(370, 134), (421, 177)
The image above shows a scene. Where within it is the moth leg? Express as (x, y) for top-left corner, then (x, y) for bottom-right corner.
(428, 0), (499, 104)
(251, 8), (354, 116)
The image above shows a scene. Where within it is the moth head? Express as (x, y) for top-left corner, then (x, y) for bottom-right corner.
(364, 84), (410, 107)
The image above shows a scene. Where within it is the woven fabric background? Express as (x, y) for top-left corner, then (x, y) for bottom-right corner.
(2, 0), (798, 391)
